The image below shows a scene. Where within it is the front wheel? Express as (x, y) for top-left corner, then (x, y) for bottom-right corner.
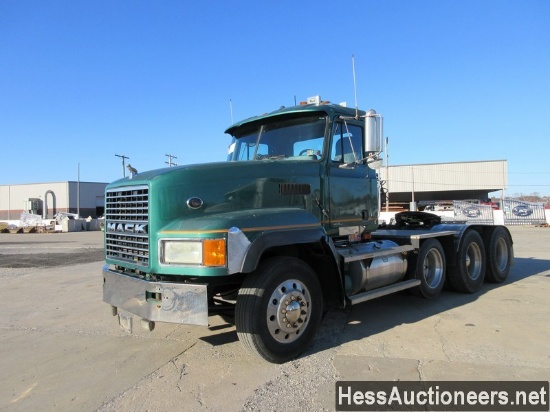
(235, 256), (323, 363)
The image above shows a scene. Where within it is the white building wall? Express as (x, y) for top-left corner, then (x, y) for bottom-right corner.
(379, 160), (507, 194)
(0, 182), (69, 218)
(0, 182), (107, 220)
(68, 182), (107, 210)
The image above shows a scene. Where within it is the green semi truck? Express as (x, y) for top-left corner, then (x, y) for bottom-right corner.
(103, 96), (513, 363)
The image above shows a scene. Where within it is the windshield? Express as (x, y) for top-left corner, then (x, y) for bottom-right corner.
(227, 114), (327, 161)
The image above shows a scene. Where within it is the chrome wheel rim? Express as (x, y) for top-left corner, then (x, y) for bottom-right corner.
(495, 237), (509, 272)
(465, 242), (482, 280)
(423, 249), (444, 288)
(266, 279), (310, 343)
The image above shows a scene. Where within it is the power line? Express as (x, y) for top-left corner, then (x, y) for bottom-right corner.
(165, 154), (178, 167)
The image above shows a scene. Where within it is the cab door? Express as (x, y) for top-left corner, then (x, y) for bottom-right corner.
(326, 121), (378, 235)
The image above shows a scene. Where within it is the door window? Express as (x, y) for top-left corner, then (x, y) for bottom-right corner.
(330, 123), (363, 164)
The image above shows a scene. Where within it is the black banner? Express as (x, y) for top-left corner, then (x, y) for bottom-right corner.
(336, 381), (549, 411)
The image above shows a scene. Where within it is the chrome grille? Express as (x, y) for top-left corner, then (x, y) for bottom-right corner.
(105, 185), (149, 266)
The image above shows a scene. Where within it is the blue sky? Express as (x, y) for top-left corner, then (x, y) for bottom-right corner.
(1, 0), (549, 196)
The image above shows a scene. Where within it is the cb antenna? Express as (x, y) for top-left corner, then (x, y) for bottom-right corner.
(229, 99), (234, 124)
(352, 54), (359, 119)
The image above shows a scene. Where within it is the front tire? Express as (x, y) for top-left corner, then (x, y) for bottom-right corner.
(235, 256), (323, 363)
(448, 230), (486, 293)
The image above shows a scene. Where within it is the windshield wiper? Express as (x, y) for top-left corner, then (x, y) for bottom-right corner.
(255, 154), (286, 160)
(252, 125), (265, 160)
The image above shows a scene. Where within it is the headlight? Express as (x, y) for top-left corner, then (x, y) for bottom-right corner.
(163, 241), (202, 264)
(161, 239), (226, 266)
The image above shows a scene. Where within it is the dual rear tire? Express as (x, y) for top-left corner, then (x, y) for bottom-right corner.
(447, 230), (486, 293)
(413, 238), (446, 299)
(448, 228), (512, 293)
(414, 227), (513, 297)
(485, 226), (513, 283)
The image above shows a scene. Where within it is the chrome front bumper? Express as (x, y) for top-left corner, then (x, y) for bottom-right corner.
(102, 265), (208, 327)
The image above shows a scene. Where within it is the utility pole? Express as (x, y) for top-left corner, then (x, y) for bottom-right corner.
(385, 136), (389, 213)
(411, 165), (417, 211)
(115, 154), (129, 177)
(165, 154), (178, 167)
(77, 162), (80, 218)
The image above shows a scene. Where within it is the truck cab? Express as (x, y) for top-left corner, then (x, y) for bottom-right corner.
(225, 97), (381, 236)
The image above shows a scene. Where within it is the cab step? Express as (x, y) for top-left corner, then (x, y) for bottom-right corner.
(348, 279), (421, 305)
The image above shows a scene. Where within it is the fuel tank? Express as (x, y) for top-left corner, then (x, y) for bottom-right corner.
(344, 240), (408, 295)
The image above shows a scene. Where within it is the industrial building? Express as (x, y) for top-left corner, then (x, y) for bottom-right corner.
(0, 181), (107, 221)
(378, 159), (507, 209)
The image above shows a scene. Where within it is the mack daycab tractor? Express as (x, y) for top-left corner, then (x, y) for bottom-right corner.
(103, 96), (513, 363)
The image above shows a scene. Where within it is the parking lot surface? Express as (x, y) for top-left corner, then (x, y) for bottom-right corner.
(0, 227), (549, 411)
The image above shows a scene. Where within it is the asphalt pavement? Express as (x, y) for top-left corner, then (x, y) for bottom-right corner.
(0, 226), (549, 411)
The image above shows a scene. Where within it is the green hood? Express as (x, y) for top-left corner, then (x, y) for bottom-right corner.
(107, 160), (324, 236)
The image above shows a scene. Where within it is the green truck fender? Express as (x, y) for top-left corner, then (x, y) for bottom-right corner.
(228, 225), (347, 308)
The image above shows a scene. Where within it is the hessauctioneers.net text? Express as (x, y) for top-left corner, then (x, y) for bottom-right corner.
(336, 381), (549, 411)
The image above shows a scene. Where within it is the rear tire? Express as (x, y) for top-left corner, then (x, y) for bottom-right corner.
(235, 256), (323, 363)
(448, 230), (486, 293)
(412, 238), (446, 299)
(485, 227), (512, 283)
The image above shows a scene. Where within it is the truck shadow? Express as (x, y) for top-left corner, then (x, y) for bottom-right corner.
(307, 256), (550, 357)
(200, 257), (550, 356)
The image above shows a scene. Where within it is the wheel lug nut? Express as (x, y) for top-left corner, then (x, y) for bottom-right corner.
(285, 300), (290, 305)
(281, 309), (287, 314)
(291, 296), (296, 301)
